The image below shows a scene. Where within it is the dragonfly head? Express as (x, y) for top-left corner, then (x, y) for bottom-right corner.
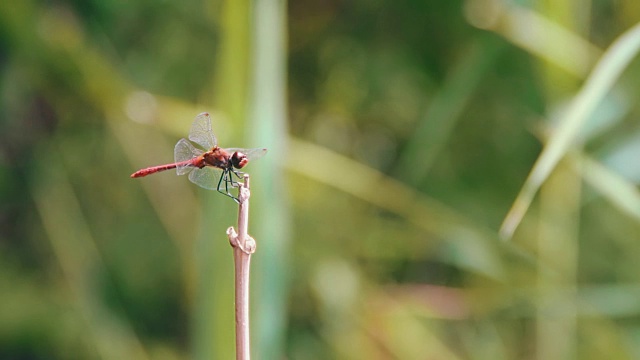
(231, 151), (249, 169)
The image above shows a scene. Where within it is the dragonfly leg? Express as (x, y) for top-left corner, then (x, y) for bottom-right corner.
(215, 170), (225, 194)
(216, 169), (240, 203)
(224, 169), (244, 189)
(229, 169), (245, 187)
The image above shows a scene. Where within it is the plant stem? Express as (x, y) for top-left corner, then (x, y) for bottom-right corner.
(227, 175), (256, 360)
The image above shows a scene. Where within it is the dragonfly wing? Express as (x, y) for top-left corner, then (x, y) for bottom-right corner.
(188, 166), (222, 190)
(224, 147), (268, 161)
(188, 112), (217, 149)
(174, 138), (203, 175)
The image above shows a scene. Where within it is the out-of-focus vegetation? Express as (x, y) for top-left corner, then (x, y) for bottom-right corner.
(2, 0), (640, 359)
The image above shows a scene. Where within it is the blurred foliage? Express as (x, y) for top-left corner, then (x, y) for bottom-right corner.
(2, 0), (640, 359)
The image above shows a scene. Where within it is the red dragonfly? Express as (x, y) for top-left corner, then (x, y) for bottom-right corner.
(131, 112), (267, 202)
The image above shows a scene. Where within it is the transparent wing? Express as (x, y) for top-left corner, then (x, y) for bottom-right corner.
(188, 112), (217, 149)
(224, 147), (268, 161)
(174, 138), (203, 175)
(188, 167), (222, 190)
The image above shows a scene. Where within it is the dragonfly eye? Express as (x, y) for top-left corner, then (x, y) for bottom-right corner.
(231, 152), (249, 169)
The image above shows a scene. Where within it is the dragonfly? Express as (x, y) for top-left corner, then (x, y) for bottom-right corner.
(130, 112), (267, 202)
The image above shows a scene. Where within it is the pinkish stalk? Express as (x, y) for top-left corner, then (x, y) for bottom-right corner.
(226, 175), (256, 360)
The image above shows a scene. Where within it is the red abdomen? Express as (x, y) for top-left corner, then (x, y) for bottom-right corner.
(130, 159), (195, 178)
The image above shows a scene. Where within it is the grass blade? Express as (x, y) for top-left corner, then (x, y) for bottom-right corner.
(500, 22), (640, 240)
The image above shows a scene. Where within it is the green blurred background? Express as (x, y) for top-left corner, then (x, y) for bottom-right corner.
(2, 0), (640, 359)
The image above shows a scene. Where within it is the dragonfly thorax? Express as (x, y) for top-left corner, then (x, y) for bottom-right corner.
(202, 147), (233, 169)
